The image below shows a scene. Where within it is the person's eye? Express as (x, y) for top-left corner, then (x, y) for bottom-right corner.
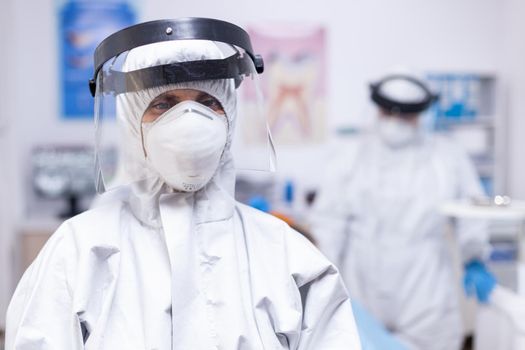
(152, 101), (172, 111)
(143, 97), (179, 123)
(200, 98), (224, 113)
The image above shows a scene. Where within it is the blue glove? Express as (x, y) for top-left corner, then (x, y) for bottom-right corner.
(464, 260), (497, 304)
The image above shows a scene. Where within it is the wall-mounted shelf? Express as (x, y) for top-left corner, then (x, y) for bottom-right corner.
(426, 73), (505, 195)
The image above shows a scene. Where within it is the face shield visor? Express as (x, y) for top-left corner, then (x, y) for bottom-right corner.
(90, 18), (275, 193)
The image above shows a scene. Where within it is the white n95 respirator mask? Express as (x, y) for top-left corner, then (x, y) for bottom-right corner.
(377, 117), (419, 148)
(142, 100), (228, 192)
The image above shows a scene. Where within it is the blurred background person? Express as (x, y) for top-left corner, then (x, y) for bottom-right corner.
(311, 73), (490, 350)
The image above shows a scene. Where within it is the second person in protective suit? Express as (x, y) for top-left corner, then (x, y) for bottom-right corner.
(312, 73), (489, 350)
(6, 18), (362, 350)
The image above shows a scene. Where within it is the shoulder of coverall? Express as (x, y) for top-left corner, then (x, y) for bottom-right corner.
(430, 132), (473, 164)
(235, 202), (339, 288)
(59, 201), (126, 251)
(235, 201), (292, 232)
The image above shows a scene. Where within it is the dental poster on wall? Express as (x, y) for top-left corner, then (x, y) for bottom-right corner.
(243, 24), (327, 145)
(58, 1), (137, 119)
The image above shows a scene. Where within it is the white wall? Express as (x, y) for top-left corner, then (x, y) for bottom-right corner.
(0, 0), (514, 323)
(0, 0), (15, 330)
(502, 0), (525, 199)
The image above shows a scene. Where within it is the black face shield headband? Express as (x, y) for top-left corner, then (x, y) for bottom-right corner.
(370, 75), (439, 115)
(89, 18), (265, 97)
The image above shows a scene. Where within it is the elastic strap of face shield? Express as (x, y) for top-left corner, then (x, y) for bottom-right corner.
(370, 75), (439, 115)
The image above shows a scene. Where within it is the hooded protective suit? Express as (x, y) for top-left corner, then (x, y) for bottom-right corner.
(6, 36), (361, 349)
(312, 132), (488, 350)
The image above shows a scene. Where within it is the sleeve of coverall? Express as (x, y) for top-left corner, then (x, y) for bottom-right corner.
(286, 230), (362, 350)
(5, 223), (83, 350)
(490, 285), (525, 335)
(453, 144), (490, 263)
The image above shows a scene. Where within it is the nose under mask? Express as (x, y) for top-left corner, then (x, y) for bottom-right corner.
(142, 101), (228, 192)
(377, 117), (419, 148)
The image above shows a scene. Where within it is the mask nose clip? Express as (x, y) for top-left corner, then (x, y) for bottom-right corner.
(183, 106), (214, 120)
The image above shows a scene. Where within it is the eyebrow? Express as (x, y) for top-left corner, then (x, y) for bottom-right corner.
(152, 93), (180, 103)
(151, 91), (216, 104)
(196, 92), (214, 100)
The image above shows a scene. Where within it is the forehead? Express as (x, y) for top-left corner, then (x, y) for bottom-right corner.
(154, 89), (213, 100)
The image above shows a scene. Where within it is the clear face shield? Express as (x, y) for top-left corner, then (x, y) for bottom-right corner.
(90, 18), (275, 193)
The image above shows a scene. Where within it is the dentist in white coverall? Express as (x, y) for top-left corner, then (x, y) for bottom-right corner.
(312, 74), (488, 350)
(6, 18), (361, 350)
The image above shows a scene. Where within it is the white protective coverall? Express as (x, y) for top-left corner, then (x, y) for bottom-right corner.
(490, 285), (525, 350)
(6, 40), (362, 350)
(312, 133), (488, 350)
